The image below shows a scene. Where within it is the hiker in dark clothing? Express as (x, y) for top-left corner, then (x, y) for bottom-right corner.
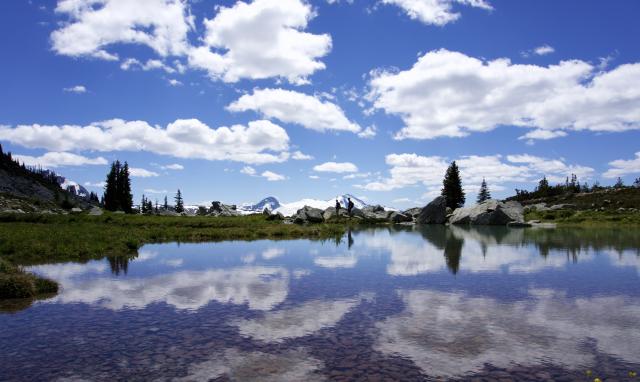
(335, 199), (341, 215)
(347, 197), (354, 216)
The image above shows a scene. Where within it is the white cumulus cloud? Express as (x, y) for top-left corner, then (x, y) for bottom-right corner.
(603, 152), (640, 178)
(188, 0), (331, 84)
(13, 151), (107, 168)
(381, 0), (493, 26)
(130, 167), (159, 177)
(360, 153), (593, 194)
(63, 85), (87, 93)
(51, 0), (194, 59)
(313, 161), (358, 173)
(368, 49), (640, 140)
(228, 88), (361, 133)
(161, 163), (184, 170)
(261, 170), (286, 181)
(0, 119), (291, 165)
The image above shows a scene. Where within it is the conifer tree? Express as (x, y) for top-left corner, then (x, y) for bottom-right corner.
(477, 178), (491, 203)
(441, 161), (465, 209)
(536, 176), (550, 196)
(163, 195), (168, 210)
(614, 177), (624, 188)
(118, 162), (133, 213)
(103, 161), (120, 211)
(141, 194), (148, 213)
(174, 189), (184, 213)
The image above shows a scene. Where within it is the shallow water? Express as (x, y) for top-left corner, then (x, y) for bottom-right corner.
(1, 226), (639, 381)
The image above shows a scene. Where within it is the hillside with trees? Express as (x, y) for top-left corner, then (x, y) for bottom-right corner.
(0, 144), (95, 212)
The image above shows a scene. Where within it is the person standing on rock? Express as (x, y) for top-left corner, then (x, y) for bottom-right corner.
(347, 197), (354, 216)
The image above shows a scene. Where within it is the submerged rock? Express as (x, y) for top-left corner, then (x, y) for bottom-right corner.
(417, 196), (448, 224)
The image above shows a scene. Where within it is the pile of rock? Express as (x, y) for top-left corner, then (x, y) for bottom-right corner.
(417, 197), (527, 226)
(208, 201), (241, 217)
(290, 204), (412, 224)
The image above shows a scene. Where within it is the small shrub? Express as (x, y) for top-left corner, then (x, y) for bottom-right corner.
(34, 277), (59, 294)
(0, 258), (17, 273)
(125, 239), (138, 251)
(0, 274), (36, 299)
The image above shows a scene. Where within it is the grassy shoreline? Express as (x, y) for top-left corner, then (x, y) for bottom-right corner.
(525, 209), (640, 226)
(0, 213), (351, 266)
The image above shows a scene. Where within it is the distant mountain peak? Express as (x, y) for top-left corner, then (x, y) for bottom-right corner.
(239, 196), (281, 213)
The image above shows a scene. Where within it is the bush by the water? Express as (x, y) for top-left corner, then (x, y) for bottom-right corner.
(0, 258), (59, 299)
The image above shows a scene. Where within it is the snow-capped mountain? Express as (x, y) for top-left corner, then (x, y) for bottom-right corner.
(274, 194), (369, 217)
(57, 177), (90, 198)
(239, 196), (281, 213)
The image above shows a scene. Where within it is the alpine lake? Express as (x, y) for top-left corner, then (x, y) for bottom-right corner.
(1, 225), (639, 381)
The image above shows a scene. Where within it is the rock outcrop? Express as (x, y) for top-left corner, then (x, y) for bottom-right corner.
(208, 201), (241, 217)
(417, 196), (448, 224)
(293, 206), (324, 224)
(402, 207), (422, 219)
(388, 211), (412, 223)
(449, 200), (524, 225)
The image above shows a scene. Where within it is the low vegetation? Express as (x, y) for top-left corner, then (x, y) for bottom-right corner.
(0, 258), (58, 299)
(0, 213), (348, 266)
(525, 208), (640, 225)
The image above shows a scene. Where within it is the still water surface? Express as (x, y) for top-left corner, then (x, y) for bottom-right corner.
(1, 226), (639, 381)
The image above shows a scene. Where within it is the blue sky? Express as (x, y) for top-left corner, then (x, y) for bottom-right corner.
(1, 0), (639, 207)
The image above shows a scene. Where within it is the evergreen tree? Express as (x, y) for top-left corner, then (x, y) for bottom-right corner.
(614, 177), (624, 188)
(154, 199), (159, 213)
(163, 195), (168, 210)
(141, 194), (148, 213)
(174, 189), (184, 213)
(118, 162), (133, 213)
(476, 178), (491, 203)
(634, 177), (640, 188)
(103, 161), (120, 211)
(536, 176), (550, 196)
(441, 161), (465, 209)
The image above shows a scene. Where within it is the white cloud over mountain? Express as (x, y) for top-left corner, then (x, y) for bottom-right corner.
(381, 0), (493, 26)
(227, 88), (361, 133)
(188, 0), (331, 84)
(13, 151), (107, 168)
(359, 153), (594, 193)
(0, 119), (291, 165)
(368, 49), (640, 140)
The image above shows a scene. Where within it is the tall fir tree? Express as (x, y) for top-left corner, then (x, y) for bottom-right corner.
(477, 178), (491, 203)
(118, 162), (133, 213)
(614, 177), (624, 188)
(103, 161), (120, 211)
(141, 194), (148, 213)
(441, 161), (465, 209)
(103, 160), (134, 213)
(174, 189), (184, 213)
(163, 195), (168, 210)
